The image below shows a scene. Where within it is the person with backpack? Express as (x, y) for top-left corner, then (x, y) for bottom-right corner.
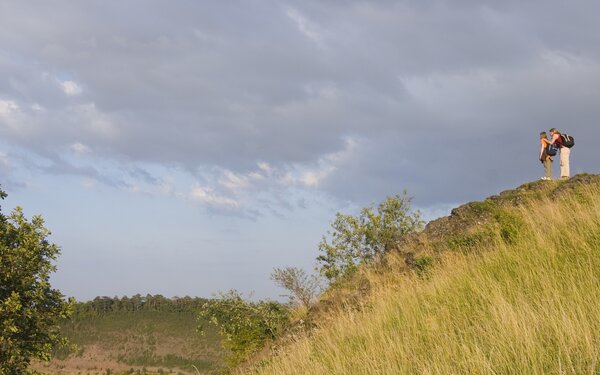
(539, 131), (553, 180)
(549, 128), (574, 179)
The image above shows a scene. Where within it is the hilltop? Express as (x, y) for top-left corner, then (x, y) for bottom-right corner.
(246, 174), (600, 374)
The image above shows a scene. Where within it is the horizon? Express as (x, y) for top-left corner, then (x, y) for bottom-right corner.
(1, 1), (599, 301)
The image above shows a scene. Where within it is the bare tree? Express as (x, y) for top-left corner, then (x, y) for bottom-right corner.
(271, 267), (322, 309)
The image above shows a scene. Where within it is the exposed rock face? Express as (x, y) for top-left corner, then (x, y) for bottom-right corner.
(397, 174), (600, 256)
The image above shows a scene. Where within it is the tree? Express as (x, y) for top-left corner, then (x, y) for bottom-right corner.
(316, 192), (423, 282)
(0, 188), (73, 374)
(198, 290), (289, 368)
(270, 267), (321, 309)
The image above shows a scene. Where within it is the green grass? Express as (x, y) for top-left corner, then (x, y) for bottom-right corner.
(249, 181), (600, 374)
(53, 310), (224, 373)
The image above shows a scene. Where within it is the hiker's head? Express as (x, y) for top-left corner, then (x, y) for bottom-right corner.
(540, 131), (548, 139)
(549, 128), (560, 135)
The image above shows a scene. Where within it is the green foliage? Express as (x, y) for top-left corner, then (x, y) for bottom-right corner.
(445, 202), (525, 252)
(446, 231), (496, 252)
(468, 200), (497, 215)
(412, 255), (434, 276)
(71, 294), (209, 317)
(494, 209), (524, 245)
(270, 267), (322, 309)
(317, 193), (423, 282)
(198, 290), (289, 368)
(0, 188), (73, 374)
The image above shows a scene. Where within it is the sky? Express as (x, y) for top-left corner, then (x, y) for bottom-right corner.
(1, 1), (599, 301)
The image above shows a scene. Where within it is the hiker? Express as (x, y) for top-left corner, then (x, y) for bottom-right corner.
(539, 131), (553, 180)
(549, 128), (574, 179)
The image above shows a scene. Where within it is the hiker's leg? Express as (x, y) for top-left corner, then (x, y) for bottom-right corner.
(560, 147), (571, 178)
(544, 159), (552, 179)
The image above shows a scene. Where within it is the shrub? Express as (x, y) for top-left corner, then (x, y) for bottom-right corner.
(198, 290), (289, 368)
(270, 267), (322, 309)
(317, 193), (423, 282)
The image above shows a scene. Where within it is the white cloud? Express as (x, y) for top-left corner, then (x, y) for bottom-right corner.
(218, 164), (271, 192)
(201, 140), (356, 202)
(299, 171), (322, 188)
(286, 8), (325, 48)
(0, 100), (19, 115)
(257, 162), (273, 174)
(61, 80), (83, 96)
(0, 100), (28, 134)
(71, 142), (91, 155)
(190, 185), (239, 208)
(293, 137), (356, 188)
(219, 170), (251, 191)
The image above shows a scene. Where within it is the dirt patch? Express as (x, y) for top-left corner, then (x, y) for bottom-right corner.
(31, 345), (206, 374)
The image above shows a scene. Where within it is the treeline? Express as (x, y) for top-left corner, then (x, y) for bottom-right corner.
(73, 294), (209, 316)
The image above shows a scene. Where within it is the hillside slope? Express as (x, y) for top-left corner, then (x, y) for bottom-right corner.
(249, 174), (600, 374)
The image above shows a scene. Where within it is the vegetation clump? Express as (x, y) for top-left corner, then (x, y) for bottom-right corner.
(0, 188), (73, 374)
(317, 192), (422, 282)
(270, 267), (321, 310)
(198, 290), (289, 369)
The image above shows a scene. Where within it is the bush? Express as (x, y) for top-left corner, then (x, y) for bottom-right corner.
(270, 267), (322, 309)
(198, 290), (289, 368)
(317, 193), (423, 282)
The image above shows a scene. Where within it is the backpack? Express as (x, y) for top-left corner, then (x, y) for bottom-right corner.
(546, 143), (559, 156)
(561, 134), (575, 148)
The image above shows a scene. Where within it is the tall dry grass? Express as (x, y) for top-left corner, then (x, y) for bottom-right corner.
(250, 186), (600, 374)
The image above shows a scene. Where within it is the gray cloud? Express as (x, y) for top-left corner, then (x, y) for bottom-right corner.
(1, 0), (599, 211)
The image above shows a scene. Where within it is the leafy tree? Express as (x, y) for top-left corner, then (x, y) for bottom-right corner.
(317, 193), (423, 282)
(198, 290), (289, 368)
(0, 188), (73, 374)
(270, 267), (321, 309)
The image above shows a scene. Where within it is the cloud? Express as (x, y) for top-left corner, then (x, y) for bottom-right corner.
(285, 7), (325, 48)
(1, 0), (599, 214)
(0, 100), (19, 115)
(190, 185), (240, 209)
(0, 99), (35, 136)
(71, 142), (91, 155)
(61, 80), (83, 96)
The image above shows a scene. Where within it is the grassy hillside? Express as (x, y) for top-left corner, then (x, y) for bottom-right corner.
(248, 175), (600, 374)
(33, 307), (224, 374)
